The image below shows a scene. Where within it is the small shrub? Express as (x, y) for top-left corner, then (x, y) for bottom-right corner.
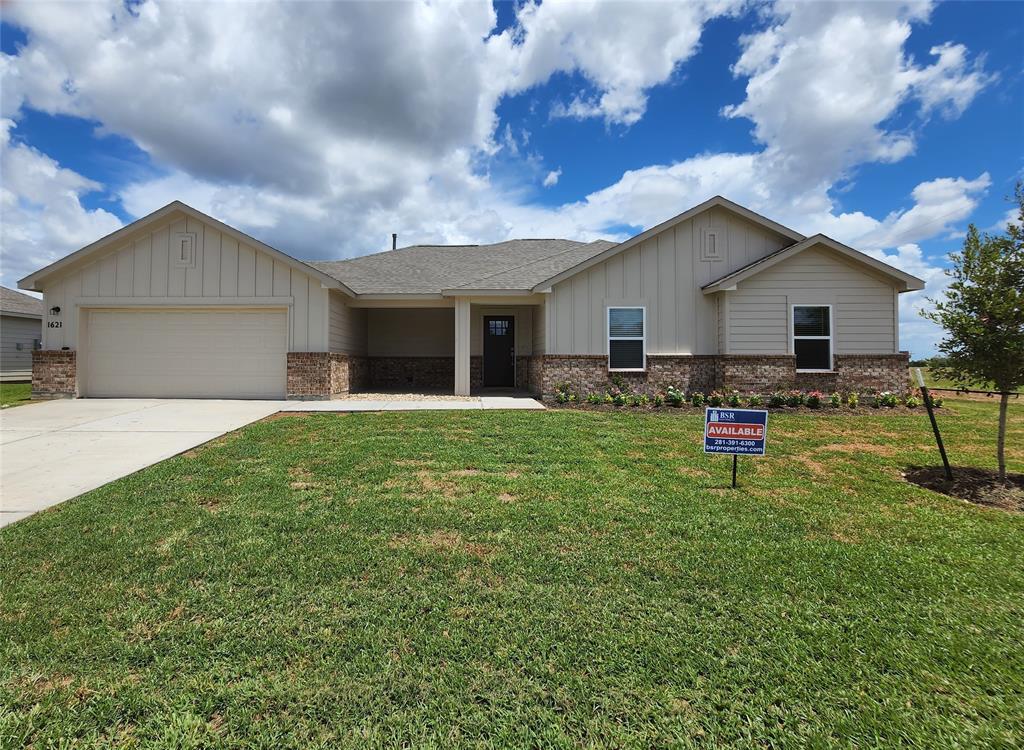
(612, 392), (627, 407)
(638, 394), (651, 407)
(806, 390), (824, 409)
(554, 383), (575, 404)
(786, 390), (805, 408)
(586, 392), (603, 405)
(653, 394), (665, 407)
(768, 392), (787, 408)
(690, 392), (706, 408)
(829, 392), (842, 408)
(603, 392), (614, 405)
(708, 391), (724, 407)
(747, 393), (765, 407)
(905, 395), (920, 408)
(876, 391), (898, 408)
(847, 392), (859, 409)
(665, 386), (685, 407)
(726, 391), (742, 407)
(927, 393), (944, 408)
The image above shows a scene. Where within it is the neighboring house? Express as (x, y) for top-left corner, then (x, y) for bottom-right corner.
(18, 197), (922, 400)
(0, 286), (43, 382)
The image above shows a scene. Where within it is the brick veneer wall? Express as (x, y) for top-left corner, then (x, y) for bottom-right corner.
(32, 350), (77, 399)
(531, 352), (911, 399)
(795, 353), (910, 395)
(368, 356), (455, 391)
(286, 352), (366, 399)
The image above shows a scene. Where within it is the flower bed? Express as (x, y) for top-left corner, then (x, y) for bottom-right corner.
(551, 379), (942, 413)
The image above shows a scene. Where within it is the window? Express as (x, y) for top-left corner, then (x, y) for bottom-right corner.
(488, 319), (510, 336)
(608, 307), (645, 371)
(793, 305), (832, 371)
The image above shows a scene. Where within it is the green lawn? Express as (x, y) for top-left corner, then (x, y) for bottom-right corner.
(0, 383), (32, 408)
(2, 402), (1022, 748)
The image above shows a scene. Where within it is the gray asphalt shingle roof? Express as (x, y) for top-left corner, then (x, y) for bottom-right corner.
(0, 285), (43, 317)
(308, 238), (617, 295)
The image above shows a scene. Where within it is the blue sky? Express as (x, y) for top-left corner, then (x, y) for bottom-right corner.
(1, 1), (1022, 356)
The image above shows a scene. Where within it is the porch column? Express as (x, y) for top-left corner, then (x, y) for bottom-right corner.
(454, 298), (471, 395)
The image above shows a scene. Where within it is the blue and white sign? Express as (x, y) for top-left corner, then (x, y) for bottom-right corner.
(704, 407), (768, 456)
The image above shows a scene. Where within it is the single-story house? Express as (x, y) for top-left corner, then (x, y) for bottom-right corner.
(18, 196), (922, 400)
(1, 285), (43, 382)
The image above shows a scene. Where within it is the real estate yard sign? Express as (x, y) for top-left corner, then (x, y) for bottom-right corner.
(704, 407), (768, 488)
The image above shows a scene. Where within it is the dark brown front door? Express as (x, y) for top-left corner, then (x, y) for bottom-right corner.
(483, 315), (515, 387)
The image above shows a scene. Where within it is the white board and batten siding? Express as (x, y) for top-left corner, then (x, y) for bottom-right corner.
(726, 246), (899, 355)
(329, 290), (367, 355)
(41, 212), (330, 352)
(546, 207), (791, 355)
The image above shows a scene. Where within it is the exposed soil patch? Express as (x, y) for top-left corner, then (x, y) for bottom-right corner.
(904, 466), (1024, 513)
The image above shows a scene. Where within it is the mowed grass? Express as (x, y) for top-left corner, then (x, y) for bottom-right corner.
(1, 402), (1022, 748)
(0, 383), (32, 408)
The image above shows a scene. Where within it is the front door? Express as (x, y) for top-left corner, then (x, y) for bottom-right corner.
(483, 315), (515, 387)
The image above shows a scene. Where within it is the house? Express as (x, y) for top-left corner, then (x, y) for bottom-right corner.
(0, 286), (43, 382)
(18, 196), (922, 401)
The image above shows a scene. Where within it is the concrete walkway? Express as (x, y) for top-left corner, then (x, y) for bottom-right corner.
(0, 395), (544, 527)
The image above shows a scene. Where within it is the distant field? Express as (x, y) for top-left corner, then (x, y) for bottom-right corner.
(909, 367), (1018, 394)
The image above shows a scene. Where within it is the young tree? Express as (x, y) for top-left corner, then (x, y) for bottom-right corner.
(923, 183), (1024, 480)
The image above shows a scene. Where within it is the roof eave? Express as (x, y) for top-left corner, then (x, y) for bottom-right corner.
(531, 195), (807, 292)
(18, 200), (357, 298)
(701, 234), (926, 294)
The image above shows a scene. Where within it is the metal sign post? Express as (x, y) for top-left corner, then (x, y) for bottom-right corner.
(915, 368), (953, 481)
(704, 407), (769, 488)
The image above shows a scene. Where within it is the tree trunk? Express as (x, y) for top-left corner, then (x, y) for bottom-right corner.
(997, 392), (1009, 482)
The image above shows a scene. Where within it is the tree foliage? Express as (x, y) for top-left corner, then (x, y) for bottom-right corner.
(923, 184), (1024, 393)
(923, 182), (1024, 480)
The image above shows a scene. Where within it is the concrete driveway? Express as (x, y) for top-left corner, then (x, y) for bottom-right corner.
(0, 399), (285, 527)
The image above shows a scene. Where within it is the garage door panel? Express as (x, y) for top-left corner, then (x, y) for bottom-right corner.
(84, 309), (287, 398)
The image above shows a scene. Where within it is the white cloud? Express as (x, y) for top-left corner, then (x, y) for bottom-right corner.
(0, 0), (996, 355)
(0, 120), (122, 284)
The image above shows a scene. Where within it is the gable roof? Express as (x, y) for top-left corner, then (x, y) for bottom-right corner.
(0, 285), (43, 318)
(701, 234), (926, 293)
(18, 201), (355, 296)
(308, 239), (616, 296)
(529, 195), (806, 292)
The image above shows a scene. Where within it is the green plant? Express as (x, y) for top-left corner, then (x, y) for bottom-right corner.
(603, 392), (614, 405)
(726, 391), (742, 407)
(806, 390), (823, 409)
(690, 392), (706, 408)
(924, 392), (944, 408)
(847, 392), (860, 409)
(665, 386), (685, 407)
(786, 390), (805, 408)
(554, 382), (576, 404)
(829, 392), (842, 408)
(708, 391), (724, 407)
(768, 392), (787, 408)
(653, 394), (664, 407)
(905, 395), (921, 408)
(921, 181), (1024, 479)
(747, 393), (765, 407)
(612, 392), (627, 407)
(586, 392), (603, 405)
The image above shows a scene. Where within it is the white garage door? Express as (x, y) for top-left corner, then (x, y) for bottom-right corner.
(83, 308), (287, 399)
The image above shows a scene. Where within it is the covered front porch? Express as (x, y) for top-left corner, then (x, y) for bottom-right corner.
(347, 296), (544, 396)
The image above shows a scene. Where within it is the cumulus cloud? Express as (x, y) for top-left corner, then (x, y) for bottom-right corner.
(0, 120), (122, 283)
(0, 0), (996, 354)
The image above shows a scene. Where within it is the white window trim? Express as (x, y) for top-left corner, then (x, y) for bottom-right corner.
(791, 303), (833, 372)
(607, 305), (646, 372)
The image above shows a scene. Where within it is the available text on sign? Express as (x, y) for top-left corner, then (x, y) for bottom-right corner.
(703, 408), (768, 456)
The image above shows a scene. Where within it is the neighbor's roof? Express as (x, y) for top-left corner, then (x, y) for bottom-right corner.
(0, 285), (43, 317)
(701, 233), (926, 293)
(309, 239), (617, 296)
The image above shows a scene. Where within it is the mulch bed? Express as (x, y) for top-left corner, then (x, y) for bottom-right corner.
(545, 402), (948, 417)
(905, 466), (1024, 513)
